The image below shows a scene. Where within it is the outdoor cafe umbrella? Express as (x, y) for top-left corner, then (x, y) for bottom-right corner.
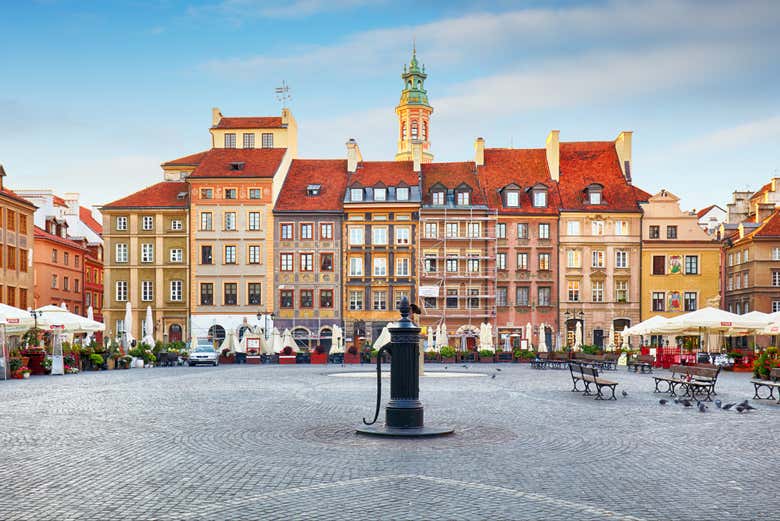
(653, 307), (770, 352)
(1, 304), (35, 381)
(607, 323), (616, 351)
(142, 306), (155, 347)
(574, 321), (583, 350)
(538, 323), (548, 353)
(270, 328), (282, 353)
(35, 305), (103, 333)
(427, 326), (435, 352)
(280, 328), (297, 353)
(330, 324), (344, 354)
(440, 322), (449, 349)
(124, 301), (135, 349)
(374, 326), (391, 350)
(525, 322), (533, 350)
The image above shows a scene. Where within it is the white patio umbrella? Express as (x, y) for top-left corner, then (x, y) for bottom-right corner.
(525, 322), (533, 350)
(280, 328), (297, 353)
(441, 322), (449, 349)
(374, 326), (392, 350)
(434, 324), (442, 349)
(607, 323), (616, 351)
(270, 328), (282, 353)
(142, 306), (155, 347)
(60, 302), (67, 310)
(330, 325), (344, 354)
(538, 323), (547, 353)
(653, 307), (770, 352)
(219, 331), (240, 354)
(574, 321), (583, 350)
(35, 305), (102, 332)
(762, 311), (780, 335)
(0, 303), (35, 333)
(427, 326), (435, 352)
(124, 302), (135, 349)
(623, 315), (670, 336)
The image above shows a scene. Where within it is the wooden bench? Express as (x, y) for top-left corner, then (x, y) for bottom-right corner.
(568, 362), (585, 392)
(577, 364), (619, 400)
(627, 355), (654, 373)
(548, 352), (570, 369)
(602, 352), (620, 371)
(751, 367), (780, 403)
(653, 365), (720, 401)
(531, 352), (549, 369)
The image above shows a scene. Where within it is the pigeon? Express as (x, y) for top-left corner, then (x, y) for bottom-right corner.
(659, 399), (668, 405)
(698, 403), (707, 413)
(495, 368), (502, 372)
(444, 365), (448, 370)
(736, 405), (745, 413)
(461, 364), (469, 369)
(681, 399), (693, 407)
(744, 403), (756, 411)
(673, 398), (680, 404)
(491, 373), (496, 379)
(715, 399), (722, 409)
(739, 400), (749, 407)
(621, 390), (628, 398)
(410, 303), (422, 315)
(722, 403), (736, 410)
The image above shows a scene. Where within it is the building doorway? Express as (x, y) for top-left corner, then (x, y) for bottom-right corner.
(593, 329), (604, 348)
(168, 324), (183, 343)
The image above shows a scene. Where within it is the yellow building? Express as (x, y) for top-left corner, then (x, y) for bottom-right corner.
(641, 189), (720, 322)
(0, 165), (36, 310)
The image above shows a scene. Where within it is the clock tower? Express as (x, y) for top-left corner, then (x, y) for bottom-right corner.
(394, 47), (433, 163)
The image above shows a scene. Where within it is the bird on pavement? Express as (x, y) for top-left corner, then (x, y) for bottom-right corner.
(698, 403), (707, 413)
(491, 373), (496, 379)
(736, 405), (745, 413)
(496, 368), (502, 372)
(621, 390), (628, 397)
(444, 365), (448, 370)
(744, 403), (756, 411)
(659, 399), (668, 405)
(722, 403), (736, 410)
(681, 399), (693, 407)
(461, 364), (468, 369)
(715, 399), (722, 409)
(673, 398), (680, 404)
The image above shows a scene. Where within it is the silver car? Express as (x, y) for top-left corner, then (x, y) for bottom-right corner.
(188, 346), (219, 366)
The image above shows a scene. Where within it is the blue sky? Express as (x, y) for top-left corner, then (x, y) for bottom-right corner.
(1, 0), (779, 212)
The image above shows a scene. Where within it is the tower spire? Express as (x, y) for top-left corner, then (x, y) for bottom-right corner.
(394, 47), (433, 163)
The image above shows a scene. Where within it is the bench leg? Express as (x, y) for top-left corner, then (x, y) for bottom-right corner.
(593, 384), (604, 400)
(582, 380), (592, 396)
(753, 383), (775, 401)
(571, 377), (583, 392)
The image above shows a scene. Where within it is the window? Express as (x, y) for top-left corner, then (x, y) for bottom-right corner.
(652, 255), (665, 275)
(63, 276), (69, 291)
(224, 245), (236, 264)
(171, 219), (183, 231)
(727, 276), (733, 291)
(394, 290), (409, 310)
(200, 283), (214, 305)
(141, 243), (154, 263)
(743, 250), (749, 263)
(320, 223), (333, 239)
(567, 280), (580, 302)
(170, 248), (183, 263)
(19, 249), (28, 272)
(592, 281), (604, 302)
(592, 250), (605, 268)
(684, 292), (697, 311)
(280, 223), (293, 240)
(280, 290), (294, 308)
(74, 255), (80, 268)
(615, 280), (628, 302)
(517, 252), (528, 270)
(516, 287), (529, 306)
(349, 226), (364, 245)
(61, 251), (69, 266)
(201, 245), (213, 264)
(248, 283), (261, 305)
(349, 290), (363, 310)
(397, 187), (409, 201)
(223, 283), (236, 305)
(463, 222), (479, 238)
(395, 227), (410, 245)
(141, 281), (153, 302)
(591, 221), (604, 236)
(744, 301), (750, 313)
(467, 257), (480, 272)
(567, 221), (581, 235)
(300, 223), (313, 240)
(224, 133), (236, 148)
(374, 187), (386, 201)
(443, 289), (457, 308)
(373, 291), (387, 310)
(567, 249), (581, 268)
(200, 188), (213, 199)
(396, 257), (409, 276)
(773, 271), (780, 287)
(116, 216), (128, 230)
(372, 226), (388, 245)
(649, 225), (660, 239)
(496, 223), (506, 239)
(773, 301), (780, 313)
(468, 288), (480, 308)
(773, 248), (780, 261)
(224, 188), (237, 200)
(446, 256), (458, 273)
(533, 191), (547, 207)
(248, 245), (261, 264)
(281, 253), (293, 271)
(424, 254), (437, 273)
(248, 212), (261, 231)
(141, 216), (153, 231)
(506, 191), (519, 207)
(589, 191), (601, 205)
(300, 290), (314, 308)
(538, 287), (551, 306)
(513, 223), (527, 240)
(615, 221), (628, 235)
(200, 212), (213, 231)
(116, 281), (128, 301)
(684, 255), (699, 275)
(169, 279), (184, 302)
(249, 188), (261, 199)
(537, 223), (550, 239)
(496, 287), (508, 307)
(350, 188), (363, 201)
(51, 274), (58, 288)
(446, 223), (459, 238)
(456, 191), (470, 205)
(85, 292), (92, 307)
(424, 222), (438, 238)
(667, 225), (677, 239)
(497, 253), (506, 270)
(373, 257), (387, 276)
(538, 253), (550, 270)
(320, 253), (334, 271)
(432, 191), (445, 205)
(262, 133), (273, 148)
(320, 290), (334, 308)
(224, 212), (236, 230)
(243, 133), (255, 148)
(300, 253), (313, 271)
(652, 292), (665, 311)
(743, 272), (749, 288)
(115, 243), (127, 262)
(349, 257), (363, 276)
(616, 250), (628, 269)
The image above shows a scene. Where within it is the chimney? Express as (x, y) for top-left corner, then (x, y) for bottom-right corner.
(211, 107), (222, 127)
(63, 192), (80, 215)
(615, 131), (633, 181)
(545, 130), (560, 181)
(756, 202), (775, 224)
(346, 138), (362, 173)
(474, 137), (485, 167)
(0, 164), (5, 189)
(281, 107), (290, 125)
(411, 139), (423, 173)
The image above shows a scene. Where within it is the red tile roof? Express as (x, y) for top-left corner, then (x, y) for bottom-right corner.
(477, 148), (559, 215)
(558, 141), (642, 212)
(215, 117), (284, 129)
(632, 185), (652, 202)
(346, 161), (417, 187)
(161, 150), (209, 167)
(750, 181), (772, 202)
(34, 226), (87, 251)
(696, 204), (719, 219)
(275, 159), (348, 212)
(421, 162), (486, 206)
(749, 209), (780, 238)
(189, 148), (287, 178)
(79, 206), (103, 235)
(52, 195), (67, 207)
(0, 187), (37, 209)
(102, 181), (189, 209)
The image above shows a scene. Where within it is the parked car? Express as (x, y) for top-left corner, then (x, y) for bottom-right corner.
(189, 346), (219, 367)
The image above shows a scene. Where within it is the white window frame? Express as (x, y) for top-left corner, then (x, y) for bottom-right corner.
(248, 245), (261, 264)
(224, 212), (236, 231)
(567, 221), (580, 236)
(141, 280), (153, 302)
(397, 187), (409, 201)
(248, 212), (261, 231)
(374, 187), (386, 201)
(396, 257), (410, 276)
(171, 219), (183, 231)
(142, 216), (153, 231)
(616, 250), (628, 268)
(372, 226), (388, 246)
(350, 188), (363, 202)
(141, 243), (154, 263)
(349, 226), (364, 245)
(506, 191), (519, 207)
(592, 220), (605, 236)
(115, 243), (128, 263)
(349, 257), (363, 276)
(373, 257), (387, 276)
(116, 216), (128, 231)
(533, 190), (547, 207)
(567, 249), (581, 268)
(170, 248), (183, 263)
(170, 280), (183, 302)
(432, 191), (444, 205)
(395, 226), (410, 245)
(116, 281), (128, 302)
(424, 222), (438, 239)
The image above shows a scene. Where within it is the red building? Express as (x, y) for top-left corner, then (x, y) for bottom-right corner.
(80, 206), (104, 327)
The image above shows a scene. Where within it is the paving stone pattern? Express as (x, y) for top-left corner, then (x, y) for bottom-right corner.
(1, 364), (778, 520)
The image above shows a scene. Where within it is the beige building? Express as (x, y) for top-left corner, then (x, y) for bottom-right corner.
(0, 165), (35, 309)
(101, 181), (190, 345)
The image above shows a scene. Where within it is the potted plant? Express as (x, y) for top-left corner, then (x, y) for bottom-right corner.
(296, 348), (311, 364)
(753, 347), (778, 379)
(459, 349), (477, 363)
(8, 358), (23, 378)
(13, 366), (32, 379)
(89, 353), (104, 370)
(478, 349), (495, 363)
(42, 357), (53, 374)
(424, 350), (441, 363)
(344, 345), (361, 364)
(279, 345), (296, 364)
(21, 346), (46, 375)
(310, 344), (328, 364)
(440, 346), (457, 364)
(219, 348), (235, 365)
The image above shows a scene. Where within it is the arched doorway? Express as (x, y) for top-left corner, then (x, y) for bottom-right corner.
(292, 327), (310, 348)
(319, 327), (332, 350)
(208, 325), (226, 345)
(613, 318), (631, 348)
(455, 324), (480, 351)
(238, 325), (251, 341)
(169, 324), (183, 343)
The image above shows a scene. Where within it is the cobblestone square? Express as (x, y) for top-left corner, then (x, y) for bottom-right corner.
(1, 364), (778, 520)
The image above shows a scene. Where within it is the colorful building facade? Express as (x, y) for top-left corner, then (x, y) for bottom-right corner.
(0, 166), (35, 309)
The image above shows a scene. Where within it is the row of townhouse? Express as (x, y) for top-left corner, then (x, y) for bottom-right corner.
(101, 50), (723, 351)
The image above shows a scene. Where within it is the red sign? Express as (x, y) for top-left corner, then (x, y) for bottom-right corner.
(49, 324), (65, 330)
(720, 322), (732, 326)
(6, 318), (20, 324)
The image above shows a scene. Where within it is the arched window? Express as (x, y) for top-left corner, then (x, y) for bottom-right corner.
(401, 121), (407, 140)
(411, 120), (418, 139)
(422, 121), (428, 141)
(168, 324), (182, 343)
(207, 325), (226, 344)
(292, 327), (310, 348)
(319, 327), (332, 350)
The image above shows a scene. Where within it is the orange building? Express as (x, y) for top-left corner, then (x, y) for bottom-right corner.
(33, 221), (88, 313)
(0, 166), (36, 309)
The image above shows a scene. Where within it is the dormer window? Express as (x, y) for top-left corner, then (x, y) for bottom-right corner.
(350, 187), (363, 202)
(307, 184), (321, 196)
(456, 191), (470, 205)
(229, 162), (245, 171)
(374, 187), (386, 201)
(586, 184), (603, 205)
(397, 186), (409, 201)
(506, 191), (519, 207)
(432, 191), (444, 205)
(533, 191), (547, 207)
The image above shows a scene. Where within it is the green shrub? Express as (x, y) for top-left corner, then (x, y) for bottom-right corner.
(9, 358), (23, 371)
(440, 346), (456, 358)
(581, 345), (603, 355)
(89, 353), (104, 366)
(753, 346), (778, 379)
(478, 349), (494, 359)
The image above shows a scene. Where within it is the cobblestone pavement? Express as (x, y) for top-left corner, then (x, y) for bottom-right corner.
(1, 363), (779, 520)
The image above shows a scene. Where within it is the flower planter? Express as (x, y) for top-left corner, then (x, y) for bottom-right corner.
(218, 355), (235, 364)
(246, 356), (262, 365)
(296, 353), (311, 364)
(310, 352), (328, 364)
(344, 352), (361, 364)
(424, 354), (441, 363)
(495, 352), (513, 363)
(459, 352), (477, 363)
(478, 356), (495, 363)
(442, 357), (457, 364)
(25, 353), (46, 375)
(329, 353), (344, 364)
(279, 355), (296, 365)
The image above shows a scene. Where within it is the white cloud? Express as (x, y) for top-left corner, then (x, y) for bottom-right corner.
(682, 115), (780, 150)
(188, 0), (375, 21)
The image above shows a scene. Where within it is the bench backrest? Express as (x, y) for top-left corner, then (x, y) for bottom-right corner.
(581, 365), (598, 377)
(770, 367), (780, 380)
(637, 355), (654, 363)
(538, 352), (549, 360)
(605, 353), (620, 361)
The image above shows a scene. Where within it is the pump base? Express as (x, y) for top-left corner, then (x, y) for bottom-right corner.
(355, 425), (454, 437)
